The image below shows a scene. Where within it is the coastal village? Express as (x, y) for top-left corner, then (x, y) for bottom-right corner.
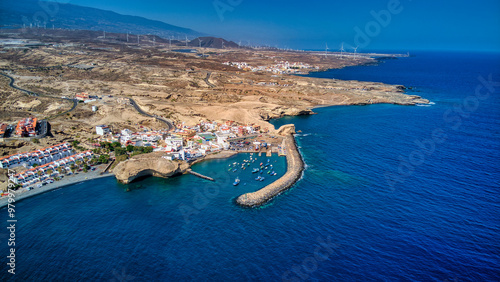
(0, 112), (286, 194)
(222, 61), (319, 74)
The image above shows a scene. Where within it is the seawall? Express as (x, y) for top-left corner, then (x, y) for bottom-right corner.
(236, 126), (304, 207)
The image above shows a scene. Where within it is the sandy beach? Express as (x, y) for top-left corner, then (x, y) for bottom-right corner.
(0, 168), (114, 208)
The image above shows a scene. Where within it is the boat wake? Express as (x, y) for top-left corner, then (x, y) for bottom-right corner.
(417, 101), (435, 107)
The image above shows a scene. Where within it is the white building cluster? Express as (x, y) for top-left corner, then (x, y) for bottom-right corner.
(0, 143), (73, 169)
(11, 150), (94, 188)
(223, 61), (318, 74)
(158, 120), (262, 161)
(94, 120), (263, 162)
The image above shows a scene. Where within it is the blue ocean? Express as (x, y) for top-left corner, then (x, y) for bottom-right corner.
(1, 51), (499, 281)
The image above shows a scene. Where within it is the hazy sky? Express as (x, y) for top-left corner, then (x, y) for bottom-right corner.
(67, 0), (500, 52)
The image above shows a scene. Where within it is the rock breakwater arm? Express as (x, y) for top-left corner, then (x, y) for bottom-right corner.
(236, 124), (304, 207)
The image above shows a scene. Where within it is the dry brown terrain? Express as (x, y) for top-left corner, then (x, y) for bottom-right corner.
(0, 30), (428, 157)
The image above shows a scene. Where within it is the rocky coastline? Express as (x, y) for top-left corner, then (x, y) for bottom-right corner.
(113, 152), (190, 184)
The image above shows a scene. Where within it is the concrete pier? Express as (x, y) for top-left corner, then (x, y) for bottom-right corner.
(266, 149), (272, 157)
(236, 125), (304, 207)
(187, 169), (215, 181)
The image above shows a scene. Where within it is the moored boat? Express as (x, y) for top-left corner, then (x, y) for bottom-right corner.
(233, 177), (240, 186)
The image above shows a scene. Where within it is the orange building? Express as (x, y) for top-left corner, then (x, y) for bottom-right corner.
(0, 123), (7, 137)
(76, 92), (89, 101)
(15, 117), (37, 137)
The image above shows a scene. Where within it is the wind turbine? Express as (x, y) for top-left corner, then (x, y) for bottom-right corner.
(126, 32), (129, 43)
(185, 35), (188, 47)
(198, 38), (205, 57)
(153, 36), (156, 46)
(103, 30), (106, 39)
(169, 36), (172, 49)
(137, 34), (140, 44)
(325, 43), (329, 59)
(353, 46), (358, 59)
(340, 42), (345, 57)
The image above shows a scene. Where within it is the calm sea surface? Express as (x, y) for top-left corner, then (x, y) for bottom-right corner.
(1, 51), (499, 281)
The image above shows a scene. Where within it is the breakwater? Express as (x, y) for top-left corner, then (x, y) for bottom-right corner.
(236, 126), (304, 207)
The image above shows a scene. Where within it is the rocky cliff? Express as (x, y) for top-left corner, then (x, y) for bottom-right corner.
(259, 106), (314, 121)
(113, 152), (190, 184)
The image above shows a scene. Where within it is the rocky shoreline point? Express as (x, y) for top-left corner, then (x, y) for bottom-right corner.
(236, 124), (305, 207)
(113, 152), (190, 184)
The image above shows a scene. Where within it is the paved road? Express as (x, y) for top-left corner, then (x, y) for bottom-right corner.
(0, 72), (39, 96)
(0, 71), (78, 118)
(129, 98), (175, 131)
(204, 72), (216, 88)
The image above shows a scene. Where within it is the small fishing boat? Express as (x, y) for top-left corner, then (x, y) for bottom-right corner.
(267, 170), (271, 174)
(252, 168), (259, 173)
(260, 177), (265, 181)
(232, 168), (237, 172)
(260, 170), (263, 174)
(255, 176), (262, 181)
(260, 162), (263, 166)
(233, 177), (240, 186)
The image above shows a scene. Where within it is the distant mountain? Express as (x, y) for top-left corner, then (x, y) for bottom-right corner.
(189, 37), (240, 49)
(0, 0), (205, 39)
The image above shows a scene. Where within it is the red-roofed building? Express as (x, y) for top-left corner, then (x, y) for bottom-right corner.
(0, 123), (7, 137)
(76, 92), (89, 101)
(15, 117), (37, 137)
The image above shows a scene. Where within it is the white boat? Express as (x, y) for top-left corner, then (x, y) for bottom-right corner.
(233, 177), (240, 186)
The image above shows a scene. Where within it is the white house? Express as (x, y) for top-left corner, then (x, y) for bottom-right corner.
(165, 136), (183, 151)
(96, 125), (111, 136)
